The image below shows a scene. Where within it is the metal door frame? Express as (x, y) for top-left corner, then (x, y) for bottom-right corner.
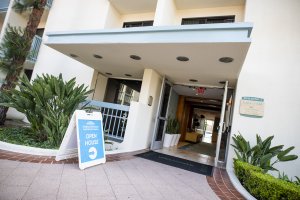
(150, 77), (173, 150)
(215, 81), (229, 166)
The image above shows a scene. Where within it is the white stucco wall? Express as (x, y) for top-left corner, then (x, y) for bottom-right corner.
(154, 0), (244, 26)
(31, 45), (94, 87)
(122, 12), (155, 25)
(116, 69), (163, 151)
(104, 3), (121, 28)
(31, 0), (111, 87)
(228, 0), (300, 177)
(45, 0), (109, 32)
(175, 6), (245, 25)
(90, 71), (108, 101)
(104, 6), (155, 29)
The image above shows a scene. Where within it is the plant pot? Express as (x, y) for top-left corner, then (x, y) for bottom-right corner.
(174, 134), (181, 146)
(163, 133), (173, 148)
(105, 143), (113, 151)
(170, 134), (177, 146)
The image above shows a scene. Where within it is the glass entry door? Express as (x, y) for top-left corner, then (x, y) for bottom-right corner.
(151, 77), (172, 150)
(215, 81), (229, 166)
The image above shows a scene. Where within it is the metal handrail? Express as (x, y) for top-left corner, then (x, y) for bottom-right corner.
(0, 35), (42, 62)
(46, 0), (53, 8)
(27, 35), (42, 62)
(87, 100), (130, 143)
(0, 0), (9, 13)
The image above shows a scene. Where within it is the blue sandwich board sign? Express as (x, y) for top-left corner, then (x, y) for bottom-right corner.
(76, 110), (106, 169)
(55, 110), (106, 170)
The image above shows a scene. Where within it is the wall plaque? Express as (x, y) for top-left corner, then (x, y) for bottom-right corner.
(239, 97), (264, 118)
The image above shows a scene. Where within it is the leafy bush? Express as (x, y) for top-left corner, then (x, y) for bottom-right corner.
(1, 74), (92, 147)
(166, 118), (180, 134)
(234, 160), (300, 200)
(295, 177), (300, 186)
(278, 172), (300, 186)
(0, 127), (54, 149)
(278, 172), (293, 182)
(232, 133), (298, 172)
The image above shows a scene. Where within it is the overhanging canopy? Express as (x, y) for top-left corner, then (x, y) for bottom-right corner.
(45, 23), (252, 87)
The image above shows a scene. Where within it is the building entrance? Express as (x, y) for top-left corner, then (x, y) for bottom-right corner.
(151, 81), (233, 167)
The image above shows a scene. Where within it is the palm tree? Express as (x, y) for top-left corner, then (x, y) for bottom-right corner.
(0, 0), (47, 125)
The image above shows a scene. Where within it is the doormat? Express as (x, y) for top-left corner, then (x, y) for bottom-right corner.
(135, 151), (214, 176)
(179, 142), (216, 157)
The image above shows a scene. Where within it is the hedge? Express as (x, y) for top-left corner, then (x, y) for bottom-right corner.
(234, 160), (300, 200)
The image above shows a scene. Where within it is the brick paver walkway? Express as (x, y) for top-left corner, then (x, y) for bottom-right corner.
(0, 150), (245, 200)
(0, 149), (142, 164)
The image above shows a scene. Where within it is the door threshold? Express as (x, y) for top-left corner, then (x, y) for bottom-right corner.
(153, 147), (215, 166)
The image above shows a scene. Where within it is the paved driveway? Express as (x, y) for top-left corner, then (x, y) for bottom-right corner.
(0, 158), (219, 200)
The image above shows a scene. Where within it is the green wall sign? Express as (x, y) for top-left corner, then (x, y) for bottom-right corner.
(239, 97), (264, 118)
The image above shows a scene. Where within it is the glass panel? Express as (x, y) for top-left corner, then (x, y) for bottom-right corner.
(104, 79), (141, 105)
(155, 120), (165, 141)
(160, 83), (171, 118)
(123, 21), (154, 28)
(182, 16), (235, 25)
(218, 128), (230, 161)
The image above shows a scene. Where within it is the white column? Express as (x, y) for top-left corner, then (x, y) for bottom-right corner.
(154, 0), (177, 26)
(89, 71), (108, 101)
(139, 69), (162, 106)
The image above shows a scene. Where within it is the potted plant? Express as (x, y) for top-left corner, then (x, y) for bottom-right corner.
(163, 118), (180, 147)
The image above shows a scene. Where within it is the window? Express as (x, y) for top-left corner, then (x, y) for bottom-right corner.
(24, 69), (33, 81)
(182, 16), (235, 25)
(123, 20), (154, 28)
(104, 79), (142, 106)
(36, 28), (45, 37)
(116, 84), (136, 106)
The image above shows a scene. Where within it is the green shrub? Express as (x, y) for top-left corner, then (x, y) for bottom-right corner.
(278, 172), (293, 182)
(166, 118), (180, 134)
(234, 159), (262, 185)
(1, 74), (92, 147)
(234, 160), (300, 200)
(232, 133), (298, 172)
(295, 177), (300, 186)
(0, 127), (55, 149)
(278, 172), (300, 186)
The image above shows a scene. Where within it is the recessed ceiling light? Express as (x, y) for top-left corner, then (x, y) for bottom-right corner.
(219, 57), (234, 63)
(189, 79), (198, 82)
(93, 54), (103, 59)
(105, 72), (112, 75)
(176, 56), (189, 62)
(125, 74), (132, 77)
(130, 55), (141, 60)
(70, 54), (78, 58)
